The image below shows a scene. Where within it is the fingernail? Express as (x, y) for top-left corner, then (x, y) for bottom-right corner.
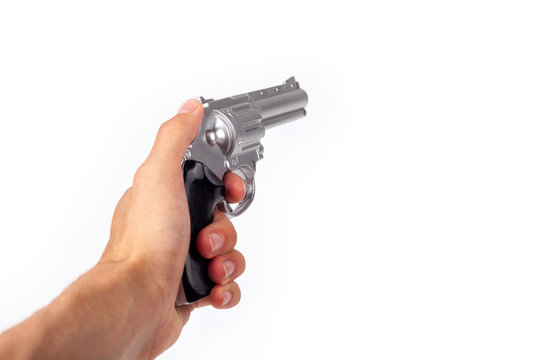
(209, 233), (224, 254)
(223, 260), (236, 279)
(222, 291), (232, 306)
(177, 99), (200, 114)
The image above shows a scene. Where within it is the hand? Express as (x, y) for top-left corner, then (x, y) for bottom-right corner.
(101, 98), (247, 354)
(0, 99), (246, 360)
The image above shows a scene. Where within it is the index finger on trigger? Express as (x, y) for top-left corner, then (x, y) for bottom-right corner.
(223, 172), (245, 204)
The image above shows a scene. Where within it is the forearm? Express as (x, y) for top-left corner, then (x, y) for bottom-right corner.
(0, 260), (159, 360)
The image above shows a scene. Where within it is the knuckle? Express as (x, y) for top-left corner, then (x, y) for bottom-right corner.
(134, 162), (150, 179)
(237, 251), (246, 274)
(231, 283), (241, 305)
(158, 115), (187, 133)
(229, 226), (238, 245)
(158, 117), (177, 132)
(133, 162), (157, 185)
(220, 217), (237, 243)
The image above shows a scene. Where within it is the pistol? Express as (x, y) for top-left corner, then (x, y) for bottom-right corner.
(176, 77), (309, 305)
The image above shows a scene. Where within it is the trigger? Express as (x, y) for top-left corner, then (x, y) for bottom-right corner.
(218, 165), (256, 218)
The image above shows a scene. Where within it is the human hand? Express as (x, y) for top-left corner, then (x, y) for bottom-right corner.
(99, 98), (247, 356)
(0, 99), (246, 360)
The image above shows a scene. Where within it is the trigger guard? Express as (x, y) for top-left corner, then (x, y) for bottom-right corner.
(219, 165), (255, 218)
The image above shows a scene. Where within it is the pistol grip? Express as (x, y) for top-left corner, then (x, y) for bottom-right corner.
(177, 160), (225, 304)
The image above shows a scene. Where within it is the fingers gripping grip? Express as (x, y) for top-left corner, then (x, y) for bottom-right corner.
(180, 160), (225, 304)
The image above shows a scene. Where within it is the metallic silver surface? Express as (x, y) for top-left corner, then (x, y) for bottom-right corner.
(175, 282), (187, 306)
(185, 77), (308, 217)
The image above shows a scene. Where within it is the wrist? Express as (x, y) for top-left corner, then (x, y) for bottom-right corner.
(1, 259), (161, 360)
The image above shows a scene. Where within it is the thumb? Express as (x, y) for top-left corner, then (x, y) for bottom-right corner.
(146, 99), (203, 171)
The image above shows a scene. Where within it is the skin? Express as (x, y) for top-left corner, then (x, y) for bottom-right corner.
(0, 99), (246, 359)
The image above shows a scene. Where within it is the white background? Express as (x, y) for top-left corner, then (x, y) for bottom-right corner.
(0, 1), (539, 359)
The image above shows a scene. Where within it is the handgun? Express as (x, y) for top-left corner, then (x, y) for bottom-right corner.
(176, 77), (309, 305)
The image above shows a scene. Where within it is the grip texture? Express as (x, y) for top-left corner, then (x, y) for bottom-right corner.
(182, 160), (225, 303)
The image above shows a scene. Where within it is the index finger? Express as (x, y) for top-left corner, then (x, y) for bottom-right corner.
(223, 172), (245, 204)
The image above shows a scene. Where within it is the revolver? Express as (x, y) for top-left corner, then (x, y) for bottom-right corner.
(176, 77), (309, 305)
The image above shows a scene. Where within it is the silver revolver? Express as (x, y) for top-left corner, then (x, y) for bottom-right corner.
(176, 77), (309, 305)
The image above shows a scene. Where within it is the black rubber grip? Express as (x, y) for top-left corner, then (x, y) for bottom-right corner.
(181, 160), (225, 303)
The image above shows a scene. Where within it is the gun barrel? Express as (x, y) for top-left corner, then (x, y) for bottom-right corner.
(255, 87), (308, 118)
(246, 77), (308, 128)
